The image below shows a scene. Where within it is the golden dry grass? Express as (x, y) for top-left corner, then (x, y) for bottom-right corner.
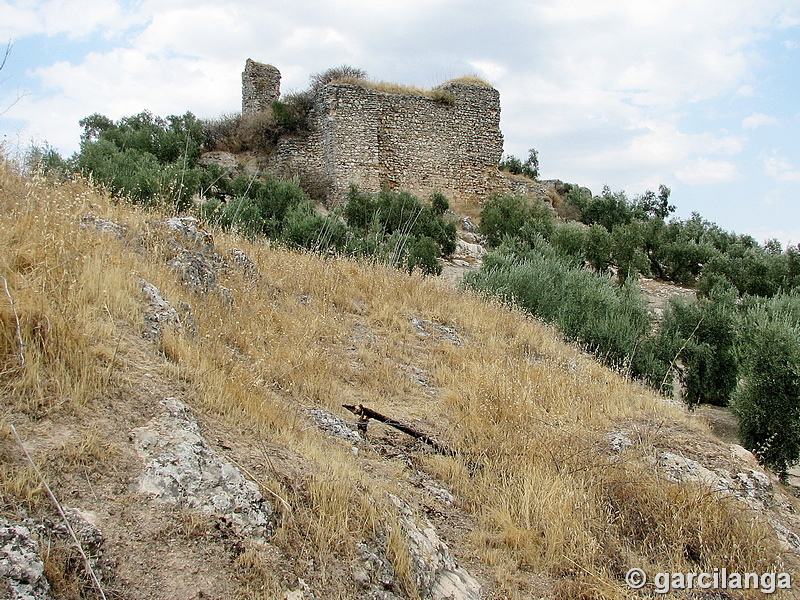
(328, 75), (486, 103)
(0, 157), (794, 598)
(444, 74), (494, 87)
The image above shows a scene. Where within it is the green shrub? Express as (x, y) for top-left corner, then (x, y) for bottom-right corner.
(651, 294), (740, 407)
(281, 203), (346, 252)
(584, 224), (613, 274)
(213, 175), (310, 238)
(610, 220), (649, 283)
(24, 144), (73, 180)
(430, 191), (449, 216)
(579, 186), (634, 231)
(342, 186), (456, 260)
(550, 220), (586, 263)
(407, 236), (443, 275)
(464, 246), (651, 371)
(76, 111), (205, 209)
(733, 301), (800, 479)
(499, 148), (539, 180)
(478, 194), (555, 248)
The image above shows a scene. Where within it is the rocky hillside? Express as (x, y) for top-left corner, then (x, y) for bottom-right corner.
(1, 162), (799, 599)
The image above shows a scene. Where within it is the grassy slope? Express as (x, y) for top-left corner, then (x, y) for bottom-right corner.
(1, 161), (797, 599)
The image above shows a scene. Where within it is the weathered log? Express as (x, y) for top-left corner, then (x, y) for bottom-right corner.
(342, 404), (457, 457)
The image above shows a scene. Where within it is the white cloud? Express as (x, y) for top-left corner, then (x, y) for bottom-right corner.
(764, 154), (800, 181)
(676, 158), (740, 185)
(468, 60), (507, 82)
(746, 226), (800, 249)
(0, 0), (139, 39)
(742, 113), (779, 129)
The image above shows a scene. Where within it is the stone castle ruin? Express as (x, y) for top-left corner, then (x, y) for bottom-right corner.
(242, 59), (543, 205)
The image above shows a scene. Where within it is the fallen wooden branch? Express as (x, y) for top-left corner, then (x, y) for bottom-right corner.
(342, 404), (457, 457)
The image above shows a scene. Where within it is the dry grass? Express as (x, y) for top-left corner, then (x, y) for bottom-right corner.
(329, 76), (481, 104)
(444, 74), (494, 87)
(0, 156), (794, 598)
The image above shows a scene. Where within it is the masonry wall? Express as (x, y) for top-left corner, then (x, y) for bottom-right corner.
(252, 63), (545, 206)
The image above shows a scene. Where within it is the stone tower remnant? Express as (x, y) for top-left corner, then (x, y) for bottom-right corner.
(242, 59), (281, 114)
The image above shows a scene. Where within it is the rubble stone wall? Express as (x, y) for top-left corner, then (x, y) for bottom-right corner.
(244, 61), (546, 205)
(242, 59), (281, 114)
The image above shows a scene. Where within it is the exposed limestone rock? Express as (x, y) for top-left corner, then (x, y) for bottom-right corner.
(356, 542), (397, 594)
(605, 429), (634, 453)
(80, 214), (127, 238)
(198, 151), (240, 176)
(283, 578), (314, 600)
(730, 443), (760, 468)
(229, 248), (259, 278)
(389, 495), (481, 600)
(445, 239), (486, 272)
(308, 408), (364, 445)
(409, 317), (464, 346)
(165, 216), (214, 250)
(734, 469), (773, 503)
(139, 279), (185, 339)
(130, 398), (273, 537)
(0, 521), (52, 600)
(168, 250), (219, 294)
(657, 451), (728, 490)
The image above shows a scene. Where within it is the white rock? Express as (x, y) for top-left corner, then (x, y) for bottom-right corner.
(657, 452), (725, 490)
(0, 521), (52, 600)
(389, 495), (480, 600)
(131, 398), (273, 537)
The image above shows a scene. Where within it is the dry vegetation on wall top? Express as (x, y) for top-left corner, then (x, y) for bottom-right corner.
(328, 74), (493, 103)
(1, 157), (799, 599)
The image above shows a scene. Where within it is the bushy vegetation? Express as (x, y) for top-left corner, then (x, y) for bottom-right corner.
(464, 242), (651, 372)
(466, 185), (800, 477)
(732, 292), (800, 479)
(498, 148), (539, 180)
(341, 186), (457, 275)
(648, 291), (740, 407)
(199, 181), (456, 274)
(478, 193), (554, 247)
(76, 112), (206, 211)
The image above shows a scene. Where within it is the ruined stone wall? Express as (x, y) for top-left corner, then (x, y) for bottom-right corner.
(250, 62), (545, 206)
(242, 59), (281, 114)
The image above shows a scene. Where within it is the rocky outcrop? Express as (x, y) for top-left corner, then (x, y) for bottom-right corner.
(0, 521), (52, 600)
(389, 495), (481, 600)
(138, 279), (195, 339)
(80, 214), (127, 238)
(130, 398), (274, 537)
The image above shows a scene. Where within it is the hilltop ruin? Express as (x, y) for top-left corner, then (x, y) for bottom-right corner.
(242, 59), (543, 204)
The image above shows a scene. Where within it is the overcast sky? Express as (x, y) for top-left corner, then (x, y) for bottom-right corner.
(1, 0), (798, 246)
